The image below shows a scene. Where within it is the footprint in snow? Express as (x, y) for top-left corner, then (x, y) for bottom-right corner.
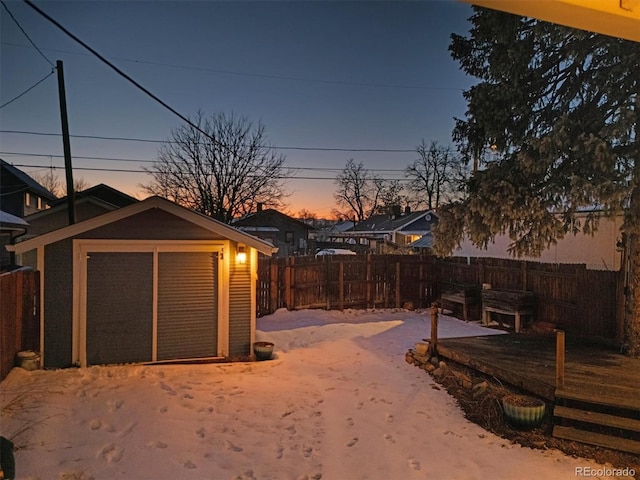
(386, 414), (394, 423)
(224, 439), (243, 452)
(146, 440), (168, 449)
(409, 459), (421, 470)
(346, 417), (354, 427)
(346, 437), (358, 447)
(383, 433), (395, 444)
(182, 460), (197, 469)
(89, 419), (101, 431)
(97, 443), (123, 463)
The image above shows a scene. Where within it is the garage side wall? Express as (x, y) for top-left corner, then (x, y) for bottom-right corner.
(44, 239), (73, 368)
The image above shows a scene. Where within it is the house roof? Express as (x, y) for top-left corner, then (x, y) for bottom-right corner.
(408, 233), (435, 249)
(233, 208), (315, 231)
(349, 210), (436, 234)
(0, 209), (29, 231)
(49, 183), (138, 209)
(0, 158), (57, 201)
(9, 196), (277, 256)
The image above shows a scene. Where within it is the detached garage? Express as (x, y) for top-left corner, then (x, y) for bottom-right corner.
(9, 196), (275, 368)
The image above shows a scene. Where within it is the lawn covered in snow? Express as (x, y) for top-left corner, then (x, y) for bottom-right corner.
(1, 309), (615, 479)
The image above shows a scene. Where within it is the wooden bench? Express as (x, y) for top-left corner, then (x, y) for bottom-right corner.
(439, 282), (480, 322)
(481, 289), (535, 333)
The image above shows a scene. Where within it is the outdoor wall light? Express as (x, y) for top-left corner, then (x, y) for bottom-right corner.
(237, 244), (247, 264)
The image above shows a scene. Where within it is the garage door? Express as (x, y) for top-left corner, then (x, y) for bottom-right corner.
(86, 252), (153, 365)
(157, 252), (218, 360)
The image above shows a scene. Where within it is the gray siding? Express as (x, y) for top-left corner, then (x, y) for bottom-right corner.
(157, 252), (218, 360)
(79, 209), (226, 241)
(228, 259), (252, 356)
(44, 239), (73, 368)
(86, 252), (153, 365)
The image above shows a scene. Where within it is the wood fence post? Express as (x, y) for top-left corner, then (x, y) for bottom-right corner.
(325, 256), (331, 310)
(338, 261), (344, 311)
(430, 302), (439, 355)
(269, 261), (278, 314)
(419, 259), (425, 308)
(395, 261), (401, 308)
(285, 257), (294, 310)
(366, 254), (372, 309)
(555, 329), (565, 389)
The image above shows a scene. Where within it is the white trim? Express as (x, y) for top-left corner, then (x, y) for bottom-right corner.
(37, 246), (45, 365)
(75, 240), (229, 367)
(10, 196), (276, 256)
(250, 248), (258, 347)
(152, 248), (159, 362)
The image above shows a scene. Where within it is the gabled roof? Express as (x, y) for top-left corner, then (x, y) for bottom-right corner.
(233, 208), (315, 231)
(50, 183), (138, 209)
(0, 159), (57, 201)
(0, 209), (29, 231)
(349, 210), (436, 234)
(9, 196), (276, 256)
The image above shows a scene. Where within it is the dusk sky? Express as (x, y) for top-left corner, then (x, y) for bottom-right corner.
(1, 0), (475, 217)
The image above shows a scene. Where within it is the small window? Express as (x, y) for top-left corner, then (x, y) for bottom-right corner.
(25, 192), (31, 206)
(37, 196), (43, 210)
(285, 231), (294, 244)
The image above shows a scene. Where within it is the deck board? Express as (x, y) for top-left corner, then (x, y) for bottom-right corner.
(436, 333), (640, 407)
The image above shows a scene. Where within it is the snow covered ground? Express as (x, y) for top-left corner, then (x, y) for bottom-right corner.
(1, 308), (617, 479)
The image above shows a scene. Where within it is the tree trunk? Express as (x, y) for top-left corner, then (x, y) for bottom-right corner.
(626, 231), (640, 357)
(625, 179), (640, 357)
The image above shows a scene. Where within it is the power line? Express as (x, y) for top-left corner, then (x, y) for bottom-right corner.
(11, 162), (410, 182)
(1, 1), (54, 67)
(0, 70), (55, 109)
(0, 129), (418, 153)
(22, 0), (237, 158)
(0, 151), (410, 173)
(2, 41), (466, 92)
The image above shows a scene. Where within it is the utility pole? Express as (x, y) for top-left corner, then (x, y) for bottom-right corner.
(56, 60), (76, 225)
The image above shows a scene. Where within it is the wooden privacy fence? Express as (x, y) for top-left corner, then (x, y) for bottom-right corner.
(257, 255), (436, 315)
(258, 255), (622, 341)
(0, 269), (40, 381)
(436, 257), (622, 340)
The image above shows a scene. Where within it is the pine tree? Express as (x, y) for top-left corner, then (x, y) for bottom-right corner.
(438, 8), (640, 355)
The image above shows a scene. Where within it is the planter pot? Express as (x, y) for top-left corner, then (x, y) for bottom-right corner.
(16, 351), (41, 371)
(414, 342), (429, 355)
(501, 394), (546, 429)
(253, 342), (274, 361)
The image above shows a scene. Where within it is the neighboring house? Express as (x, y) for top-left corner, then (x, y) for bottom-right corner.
(24, 183), (139, 237)
(454, 211), (623, 271)
(0, 159), (56, 217)
(312, 220), (355, 242)
(0, 209), (29, 270)
(342, 208), (438, 254)
(8, 196), (276, 368)
(233, 206), (314, 257)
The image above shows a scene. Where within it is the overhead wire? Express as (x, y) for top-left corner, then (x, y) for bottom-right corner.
(7, 162), (411, 182)
(1, 150), (412, 172)
(1, 0), (54, 67)
(22, 0), (239, 158)
(0, 70), (55, 109)
(1, 41), (466, 92)
(0, 129), (417, 153)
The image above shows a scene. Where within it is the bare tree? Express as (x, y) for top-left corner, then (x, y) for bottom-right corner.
(333, 159), (405, 222)
(141, 111), (290, 224)
(405, 140), (467, 210)
(30, 170), (90, 198)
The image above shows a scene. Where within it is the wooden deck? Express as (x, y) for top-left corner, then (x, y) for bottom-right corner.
(436, 333), (640, 406)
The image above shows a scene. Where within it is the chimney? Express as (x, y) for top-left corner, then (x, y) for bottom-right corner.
(404, 206), (411, 215)
(390, 205), (401, 219)
(257, 202), (263, 212)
